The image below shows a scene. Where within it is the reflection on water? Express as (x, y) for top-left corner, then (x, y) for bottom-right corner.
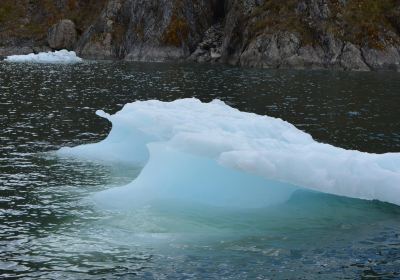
(1, 61), (400, 279)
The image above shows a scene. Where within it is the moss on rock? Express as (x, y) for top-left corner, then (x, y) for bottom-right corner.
(162, 14), (190, 47)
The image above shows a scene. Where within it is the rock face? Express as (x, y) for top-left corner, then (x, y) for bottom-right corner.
(48, 20), (77, 50)
(2, 0), (400, 71)
(75, 0), (216, 61)
(0, 0), (105, 57)
(219, 0), (400, 71)
(188, 23), (223, 63)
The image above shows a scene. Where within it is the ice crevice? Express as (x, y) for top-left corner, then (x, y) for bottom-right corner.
(57, 99), (400, 208)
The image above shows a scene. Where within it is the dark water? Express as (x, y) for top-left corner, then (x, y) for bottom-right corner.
(1, 61), (400, 279)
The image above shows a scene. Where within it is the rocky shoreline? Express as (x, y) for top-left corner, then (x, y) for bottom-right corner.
(1, 0), (400, 71)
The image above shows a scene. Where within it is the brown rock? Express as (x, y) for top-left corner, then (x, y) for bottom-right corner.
(47, 19), (77, 50)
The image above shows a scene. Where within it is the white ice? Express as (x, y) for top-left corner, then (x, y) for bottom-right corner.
(58, 99), (400, 208)
(4, 49), (83, 64)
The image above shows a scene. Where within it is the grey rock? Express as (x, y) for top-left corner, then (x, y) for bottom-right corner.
(76, 0), (214, 61)
(309, 0), (331, 19)
(240, 32), (325, 69)
(276, 32), (301, 59)
(322, 34), (344, 67)
(219, 0), (400, 71)
(48, 19), (77, 50)
(240, 34), (280, 68)
(71, 0), (400, 71)
(80, 33), (114, 59)
(284, 45), (325, 69)
(125, 46), (185, 62)
(361, 47), (400, 71)
(3, 0), (400, 71)
(339, 43), (370, 71)
(189, 23), (223, 63)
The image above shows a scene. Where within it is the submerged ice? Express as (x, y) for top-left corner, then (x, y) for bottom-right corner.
(58, 99), (400, 208)
(4, 49), (83, 64)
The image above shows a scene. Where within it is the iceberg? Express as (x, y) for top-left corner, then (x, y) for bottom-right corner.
(58, 99), (400, 208)
(4, 49), (83, 64)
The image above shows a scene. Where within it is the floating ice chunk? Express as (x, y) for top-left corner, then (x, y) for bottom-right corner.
(58, 99), (400, 208)
(4, 49), (83, 64)
(94, 142), (299, 209)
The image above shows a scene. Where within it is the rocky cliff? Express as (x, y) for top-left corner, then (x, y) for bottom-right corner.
(1, 0), (400, 71)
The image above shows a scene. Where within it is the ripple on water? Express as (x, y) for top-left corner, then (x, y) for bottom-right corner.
(1, 61), (400, 278)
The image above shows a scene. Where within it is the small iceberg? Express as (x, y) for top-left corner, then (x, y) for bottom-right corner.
(58, 99), (400, 208)
(4, 49), (83, 64)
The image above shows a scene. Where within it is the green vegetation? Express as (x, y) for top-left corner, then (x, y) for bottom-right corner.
(0, 2), (14, 23)
(1, 0), (399, 51)
(331, 0), (399, 48)
(0, 0), (106, 44)
(163, 15), (190, 47)
(249, 0), (318, 45)
(248, 0), (399, 48)
(162, 0), (190, 47)
(0, 1), (25, 25)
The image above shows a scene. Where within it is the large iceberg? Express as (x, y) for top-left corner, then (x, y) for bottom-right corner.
(4, 49), (82, 64)
(58, 99), (400, 208)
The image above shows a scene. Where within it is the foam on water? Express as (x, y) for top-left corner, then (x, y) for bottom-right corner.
(4, 49), (83, 64)
(58, 99), (400, 208)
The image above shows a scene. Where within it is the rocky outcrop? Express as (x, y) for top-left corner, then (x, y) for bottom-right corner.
(339, 43), (370, 71)
(188, 23), (223, 63)
(1, 0), (400, 71)
(0, 0), (105, 57)
(48, 19), (77, 50)
(75, 0), (216, 61)
(219, 0), (400, 71)
(362, 47), (400, 71)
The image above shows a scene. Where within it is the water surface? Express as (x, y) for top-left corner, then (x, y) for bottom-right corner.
(1, 61), (400, 279)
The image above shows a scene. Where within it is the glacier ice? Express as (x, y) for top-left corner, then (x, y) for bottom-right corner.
(4, 49), (83, 64)
(58, 99), (400, 208)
